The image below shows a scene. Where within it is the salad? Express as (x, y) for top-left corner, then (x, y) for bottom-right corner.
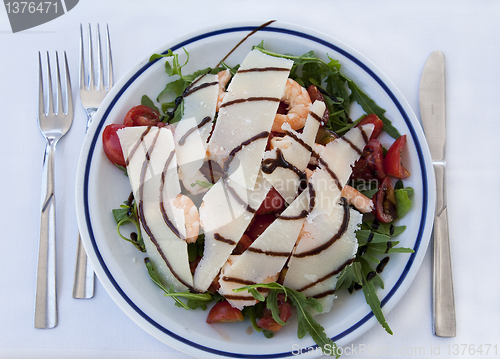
(102, 40), (414, 357)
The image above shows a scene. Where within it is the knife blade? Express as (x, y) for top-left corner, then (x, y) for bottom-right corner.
(419, 51), (456, 337)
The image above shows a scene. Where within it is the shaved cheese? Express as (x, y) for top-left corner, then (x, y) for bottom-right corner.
(282, 124), (374, 313)
(284, 206), (362, 314)
(208, 50), (293, 190)
(218, 189), (310, 309)
(318, 123), (374, 188)
(118, 126), (193, 291)
(174, 73), (219, 195)
(262, 101), (325, 203)
(193, 174), (270, 292)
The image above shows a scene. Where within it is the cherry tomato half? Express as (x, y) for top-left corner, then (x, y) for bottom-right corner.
(102, 124), (127, 168)
(245, 213), (276, 241)
(206, 300), (244, 324)
(351, 139), (386, 181)
(256, 188), (286, 215)
(307, 85), (329, 124)
(232, 234), (253, 255)
(123, 105), (161, 127)
(373, 177), (398, 223)
(355, 114), (384, 140)
(384, 135), (410, 179)
(257, 293), (292, 332)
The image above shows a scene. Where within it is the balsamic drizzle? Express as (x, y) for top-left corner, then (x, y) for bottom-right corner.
(293, 198), (350, 258)
(214, 233), (237, 246)
(135, 128), (193, 290)
(261, 148), (308, 193)
(159, 150), (181, 239)
(183, 80), (218, 98)
(178, 116), (212, 145)
(296, 257), (355, 293)
(220, 96), (280, 109)
(125, 126), (151, 167)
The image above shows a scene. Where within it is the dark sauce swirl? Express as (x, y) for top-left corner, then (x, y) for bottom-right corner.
(135, 129), (193, 290)
(293, 197), (350, 258)
(178, 116), (212, 145)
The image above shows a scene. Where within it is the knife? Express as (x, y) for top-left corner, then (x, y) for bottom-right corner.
(419, 51), (456, 337)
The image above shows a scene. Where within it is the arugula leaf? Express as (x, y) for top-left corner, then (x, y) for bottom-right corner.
(253, 45), (400, 140)
(141, 95), (160, 113)
(112, 199), (145, 252)
(395, 187), (413, 218)
(242, 304), (263, 333)
(150, 48), (214, 124)
(361, 221), (407, 237)
(144, 258), (213, 310)
(346, 79), (401, 139)
(234, 283), (339, 357)
(187, 234), (205, 262)
(191, 180), (214, 189)
(357, 259), (393, 334)
(335, 264), (360, 292)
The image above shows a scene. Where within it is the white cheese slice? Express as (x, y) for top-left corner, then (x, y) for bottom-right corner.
(283, 205), (362, 314)
(193, 173), (270, 292)
(208, 49), (293, 190)
(118, 126), (193, 291)
(262, 100), (325, 203)
(218, 189), (310, 310)
(317, 123), (374, 188)
(174, 73), (219, 194)
(174, 116), (211, 194)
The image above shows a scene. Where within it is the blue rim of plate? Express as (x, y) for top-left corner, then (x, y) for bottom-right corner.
(82, 24), (429, 358)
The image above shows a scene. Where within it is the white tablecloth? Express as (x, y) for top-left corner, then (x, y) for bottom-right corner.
(1, 1), (499, 358)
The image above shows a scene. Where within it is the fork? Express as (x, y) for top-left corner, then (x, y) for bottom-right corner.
(72, 24), (113, 299)
(35, 51), (74, 329)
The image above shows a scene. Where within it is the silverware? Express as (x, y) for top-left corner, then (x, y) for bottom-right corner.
(72, 24), (113, 299)
(35, 51), (74, 328)
(419, 51), (456, 337)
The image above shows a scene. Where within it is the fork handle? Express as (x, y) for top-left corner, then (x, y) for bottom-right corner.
(34, 141), (57, 329)
(72, 233), (95, 298)
(85, 108), (98, 128)
(72, 107), (97, 299)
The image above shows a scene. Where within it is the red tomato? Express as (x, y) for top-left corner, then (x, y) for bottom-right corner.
(257, 293), (292, 332)
(232, 234), (253, 255)
(102, 124), (127, 168)
(384, 135), (410, 179)
(351, 139), (386, 181)
(123, 105), (160, 127)
(373, 177), (398, 223)
(307, 85), (329, 124)
(356, 114), (384, 140)
(206, 300), (244, 324)
(256, 188), (286, 215)
(245, 214), (276, 241)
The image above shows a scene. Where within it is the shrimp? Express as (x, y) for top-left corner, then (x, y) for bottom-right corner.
(341, 185), (374, 213)
(216, 69), (231, 112)
(272, 78), (312, 133)
(172, 194), (200, 243)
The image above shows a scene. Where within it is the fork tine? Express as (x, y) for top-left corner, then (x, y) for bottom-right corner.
(64, 52), (74, 117)
(38, 52), (45, 116)
(79, 24), (85, 92)
(87, 24), (94, 90)
(96, 24), (104, 91)
(46, 52), (54, 115)
(106, 24), (113, 89)
(55, 52), (64, 115)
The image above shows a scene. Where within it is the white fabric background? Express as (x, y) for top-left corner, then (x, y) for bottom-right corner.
(0, 1), (498, 358)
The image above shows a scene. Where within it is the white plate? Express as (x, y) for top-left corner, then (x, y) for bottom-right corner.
(76, 21), (435, 358)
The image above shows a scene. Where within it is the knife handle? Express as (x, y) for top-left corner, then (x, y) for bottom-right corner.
(433, 163), (456, 337)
